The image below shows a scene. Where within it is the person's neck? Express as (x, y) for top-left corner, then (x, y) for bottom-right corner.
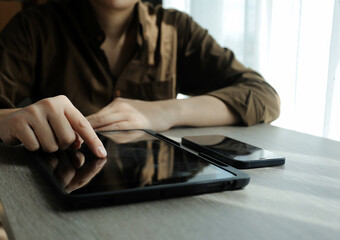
(90, 1), (137, 40)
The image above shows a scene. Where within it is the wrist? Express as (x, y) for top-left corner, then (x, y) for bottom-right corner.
(0, 108), (21, 122)
(157, 99), (183, 129)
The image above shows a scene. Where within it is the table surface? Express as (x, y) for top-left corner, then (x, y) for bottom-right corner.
(0, 124), (340, 240)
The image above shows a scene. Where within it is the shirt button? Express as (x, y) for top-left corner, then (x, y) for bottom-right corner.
(116, 90), (121, 97)
(97, 35), (104, 42)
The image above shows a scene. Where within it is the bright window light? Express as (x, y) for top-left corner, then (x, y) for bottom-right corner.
(164, 0), (337, 141)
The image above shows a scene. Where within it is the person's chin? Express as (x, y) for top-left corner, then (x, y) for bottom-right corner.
(90, 0), (138, 10)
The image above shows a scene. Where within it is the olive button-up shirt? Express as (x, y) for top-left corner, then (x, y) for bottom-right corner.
(0, 0), (280, 126)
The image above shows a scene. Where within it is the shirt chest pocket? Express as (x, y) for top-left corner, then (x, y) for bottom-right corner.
(117, 62), (176, 100)
(122, 76), (175, 101)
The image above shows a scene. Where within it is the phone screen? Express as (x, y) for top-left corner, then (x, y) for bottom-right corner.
(182, 135), (285, 168)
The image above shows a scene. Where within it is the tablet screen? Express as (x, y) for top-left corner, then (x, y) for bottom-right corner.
(37, 130), (235, 195)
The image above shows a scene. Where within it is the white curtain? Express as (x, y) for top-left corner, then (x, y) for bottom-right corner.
(164, 0), (340, 141)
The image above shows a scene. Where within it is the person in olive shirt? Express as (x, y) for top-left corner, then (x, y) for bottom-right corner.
(0, 0), (280, 157)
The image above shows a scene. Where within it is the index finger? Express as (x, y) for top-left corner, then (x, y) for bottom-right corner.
(64, 107), (107, 158)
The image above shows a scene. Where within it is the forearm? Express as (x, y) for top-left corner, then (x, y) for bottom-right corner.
(87, 96), (241, 132)
(163, 95), (240, 128)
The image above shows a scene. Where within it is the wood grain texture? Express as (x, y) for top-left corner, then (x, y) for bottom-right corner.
(0, 124), (339, 240)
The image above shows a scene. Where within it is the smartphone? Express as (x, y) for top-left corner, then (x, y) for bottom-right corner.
(181, 135), (285, 169)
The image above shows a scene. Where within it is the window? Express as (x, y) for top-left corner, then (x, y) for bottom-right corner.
(164, 0), (340, 141)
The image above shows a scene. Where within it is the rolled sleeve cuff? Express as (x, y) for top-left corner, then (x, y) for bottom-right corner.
(207, 87), (280, 126)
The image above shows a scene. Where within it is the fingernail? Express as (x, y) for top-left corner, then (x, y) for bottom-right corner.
(65, 185), (74, 193)
(97, 146), (107, 158)
(96, 158), (107, 168)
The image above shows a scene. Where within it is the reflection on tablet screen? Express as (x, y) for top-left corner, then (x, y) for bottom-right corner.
(38, 130), (235, 195)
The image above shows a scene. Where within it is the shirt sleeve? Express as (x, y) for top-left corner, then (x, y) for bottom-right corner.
(0, 11), (36, 108)
(175, 12), (280, 126)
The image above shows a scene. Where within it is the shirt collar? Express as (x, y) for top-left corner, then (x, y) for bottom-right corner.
(80, 0), (106, 45)
(137, 1), (159, 65)
(80, 0), (157, 65)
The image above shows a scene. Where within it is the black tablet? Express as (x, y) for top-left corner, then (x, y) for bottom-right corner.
(33, 130), (250, 208)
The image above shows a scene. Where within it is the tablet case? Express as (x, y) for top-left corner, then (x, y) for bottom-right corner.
(32, 130), (250, 208)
